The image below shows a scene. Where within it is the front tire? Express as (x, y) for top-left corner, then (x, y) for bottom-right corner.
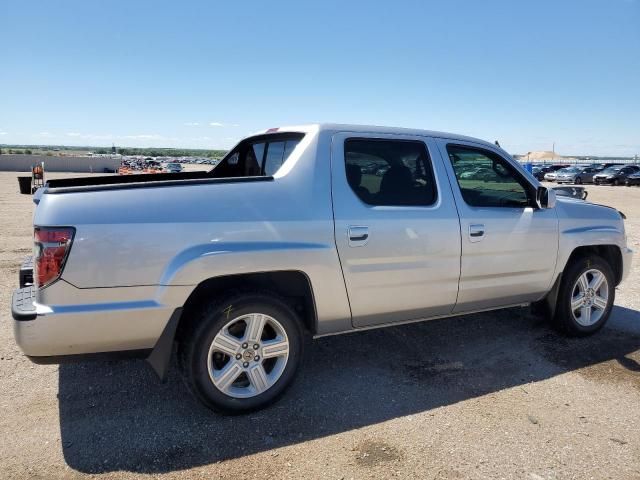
(553, 255), (615, 336)
(179, 293), (304, 414)
(574, 177), (582, 185)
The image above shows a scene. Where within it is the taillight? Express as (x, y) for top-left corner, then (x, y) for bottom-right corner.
(34, 227), (75, 288)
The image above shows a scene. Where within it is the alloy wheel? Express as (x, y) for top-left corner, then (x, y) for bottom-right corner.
(570, 269), (609, 327)
(207, 313), (290, 398)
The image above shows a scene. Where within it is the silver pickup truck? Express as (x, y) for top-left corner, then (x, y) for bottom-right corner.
(11, 124), (633, 413)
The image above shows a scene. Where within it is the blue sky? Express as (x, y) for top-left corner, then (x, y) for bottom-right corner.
(1, 0), (638, 155)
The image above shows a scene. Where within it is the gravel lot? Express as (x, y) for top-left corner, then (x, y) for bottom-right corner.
(0, 172), (638, 479)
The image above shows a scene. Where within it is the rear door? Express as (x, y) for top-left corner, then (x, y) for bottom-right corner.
(437, 140), (559, 312)
(331, 132), (461, 327)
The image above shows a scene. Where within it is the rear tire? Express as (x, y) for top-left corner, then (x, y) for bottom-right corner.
(178, 292), (304, 414)
(553, 255), (615, 336)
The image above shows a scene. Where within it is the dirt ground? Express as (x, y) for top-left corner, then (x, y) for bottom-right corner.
(0, 172), (638, 479)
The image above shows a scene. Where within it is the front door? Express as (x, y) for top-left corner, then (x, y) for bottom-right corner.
(437, 140), (559, 313)
(331, 132), (461, 327)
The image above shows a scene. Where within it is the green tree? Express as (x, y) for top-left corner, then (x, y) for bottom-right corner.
(24, 149), (32, 154)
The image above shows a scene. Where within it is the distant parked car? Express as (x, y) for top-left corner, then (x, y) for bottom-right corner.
(165, 162), (183, 173)
(459, 167), (482, 179)
(532, 166), (540, 175)
(594, 163), (623, 171)
(556, 166), (599, 185)
(593, 165), (640, 185)
(531, 167), (546, 181)
(535, 165), (552, 178)
(542, 164), (569, 182)
(624, 171), (640, 186)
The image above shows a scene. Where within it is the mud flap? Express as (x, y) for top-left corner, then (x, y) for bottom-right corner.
(531, 274), (562, 319)
(146, 308), (182, 382)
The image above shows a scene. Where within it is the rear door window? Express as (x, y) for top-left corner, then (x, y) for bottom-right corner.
(344, 138), (437, 206)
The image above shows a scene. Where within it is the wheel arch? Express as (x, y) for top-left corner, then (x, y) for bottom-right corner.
(532, 243), (621, 322)
(175, 270), (318, 344)
(564, 244), (623, 286)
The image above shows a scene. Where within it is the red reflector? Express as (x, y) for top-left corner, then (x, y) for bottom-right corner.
(34, 227), (75, 288)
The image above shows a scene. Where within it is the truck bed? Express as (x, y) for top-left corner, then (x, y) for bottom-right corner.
(46, 170), (213, 188)
(42, 172), (273, 195)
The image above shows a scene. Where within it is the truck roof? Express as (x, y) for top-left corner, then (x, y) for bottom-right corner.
(254, 123), (498, 150)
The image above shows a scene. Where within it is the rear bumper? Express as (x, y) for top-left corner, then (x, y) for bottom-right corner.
(11, 254), (191, 361)
(12, 287), (177, 359)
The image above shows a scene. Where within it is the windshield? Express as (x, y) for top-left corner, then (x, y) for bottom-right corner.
(559, 167), (580, 174)
(167, 163), (180, 168)
(602, 167), (622, 174)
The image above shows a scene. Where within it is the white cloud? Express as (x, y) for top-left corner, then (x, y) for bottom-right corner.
(0, 131), (7, 135)
(66, 132), (81, 137)
(209, 122), (225, 127)
(39, 131), (53, 137)
(184, 122), (200, 126)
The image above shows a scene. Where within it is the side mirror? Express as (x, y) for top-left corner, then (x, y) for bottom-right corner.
(537, 186), (556, 209)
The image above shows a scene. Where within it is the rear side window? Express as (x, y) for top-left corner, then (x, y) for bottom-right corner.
(263, 140), (299, 175)
(344, 138), (437, 206)
(212, 133), (304, 178)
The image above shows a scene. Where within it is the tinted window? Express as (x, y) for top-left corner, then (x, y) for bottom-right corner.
(252, 143), (265, 166)
(212, 133), (303, 178)
(262, 140), (300, 175)
(344, 139), (437, 206)
(447, 145), (531, 208)
(264, 142), (285, 175)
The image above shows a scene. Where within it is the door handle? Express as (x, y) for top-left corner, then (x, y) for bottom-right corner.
(469, 224), (485, 242)
(348, 226), (369, 246)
